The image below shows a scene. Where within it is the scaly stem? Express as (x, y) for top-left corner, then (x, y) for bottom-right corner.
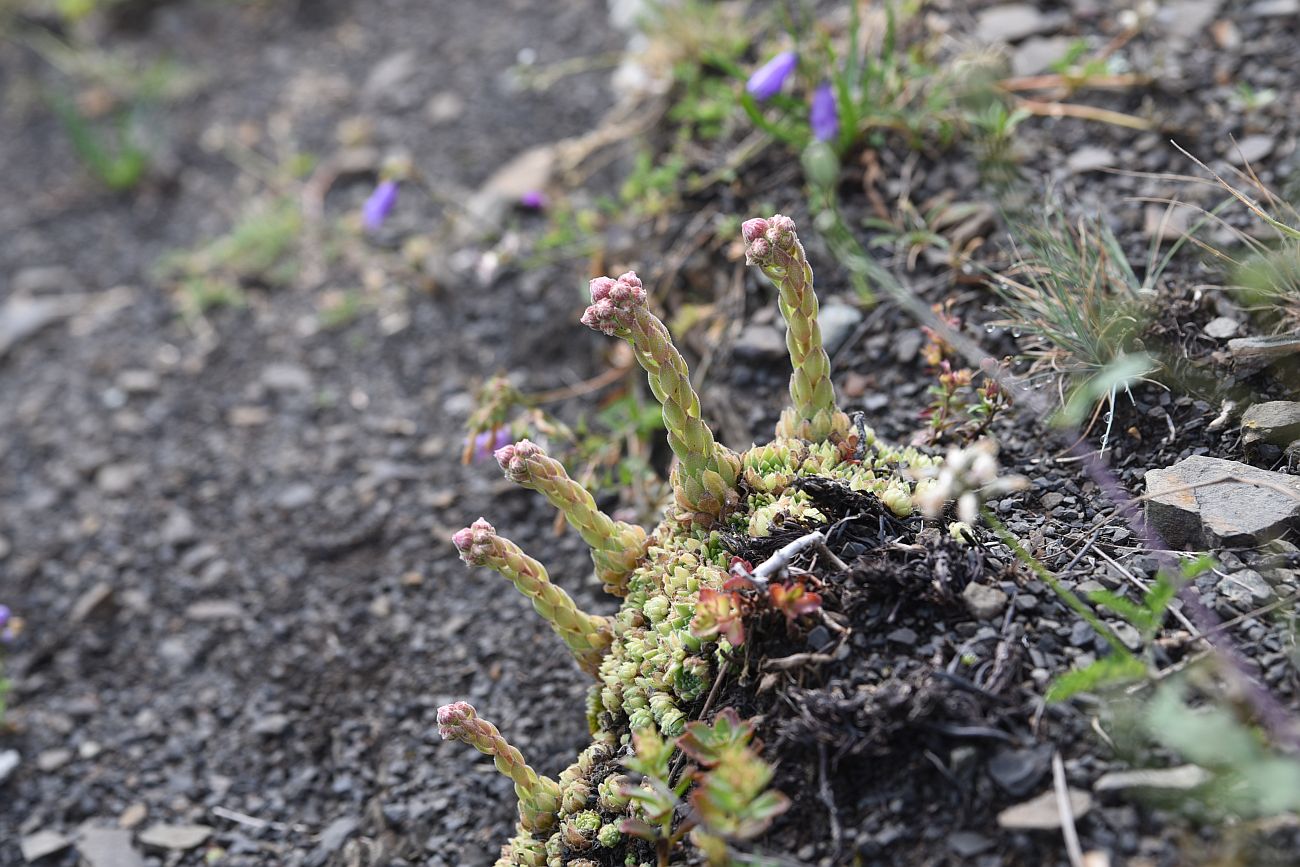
(581, 272), (740, 522)
(742, 215), (852, 443)
(453, 519), (611, 674)
(495, 439), (646, 595)
(437, 701), (561, 833)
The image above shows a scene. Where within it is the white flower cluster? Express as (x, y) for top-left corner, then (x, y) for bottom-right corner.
(911, 439), (1028, 525)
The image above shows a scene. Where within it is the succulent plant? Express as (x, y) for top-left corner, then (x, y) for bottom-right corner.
(441, 214), (955, 865)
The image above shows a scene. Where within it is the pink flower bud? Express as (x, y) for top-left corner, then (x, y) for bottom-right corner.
(769, 214), (797, 246)
(496, 439), (543, 484)
(453, 518), (497, 564)
(744, 237), (770, 266)
(589, 276), (617, 303)
(581, 299), (621, 336)
(437, 701), (476, 739)
(741, 218), (769, 244)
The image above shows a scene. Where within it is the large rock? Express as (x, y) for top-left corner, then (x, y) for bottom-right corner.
(1228, 332), (1300, 372)
(1145, 456), (1300, 548)
(1242, 402), (1300, 448)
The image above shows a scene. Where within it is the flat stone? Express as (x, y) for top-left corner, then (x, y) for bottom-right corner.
(0, 295), (80, 359)
(261, 362), (313, 392)
(1203, 316), (1240, 339)
(12, 264), (77, 294)
(0, 748), (19, 783)
(76, 828), (145, 867)
(733, 323), (787, 362)
(818, 301), (864, 356)
(1249, 0), (1300, 16)
(1230, 135), (1275, 166)
(21, 829), (72, 862)
(363, 49), (418, 102)
(1012, 36), (1074, 76)
(1242, 401), (1300, 447)
(95, 463), (139, 495)
(276, 483), (316, 510)
(160, 510), (197, 546)
(988, 746), (1052, 797)
(37, 748), (73, 772)
(116, 370), (160, 393)
(119, 803), (148, 829)
(1144, 456), (1300, 549)
(886, 627), (917, 646)
(426, 92), (465, 124)
(1162, 0), (1223, 40)
(308, 817), (359, 866)
(1094, 764), (1211, 793)
(464, 146), (556, 235)
(1215, 569), (1273, 608)
(947, 831), (994, 857)
(1066, 146), (1117, 174)
(252, 713), (291, 736)
(184, 600), (245, 621)
(1228, 332), (1300, 371)
(976, 4), (1055, 42)
(138, 824), (212, 850)
(962, 582), (1008, 620)
(997, 787), (1092, 830)
(70, 582), (116, 623)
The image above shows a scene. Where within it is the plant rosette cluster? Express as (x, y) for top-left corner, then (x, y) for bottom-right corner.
(439, 214), (963, 866)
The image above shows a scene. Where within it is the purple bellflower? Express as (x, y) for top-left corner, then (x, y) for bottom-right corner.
(471, 427), (513, 464)
(520, 190), (547, 210)
(362, 179), (399, 232)
(746, 50), (797, 101)
(810, 81), (840, 142)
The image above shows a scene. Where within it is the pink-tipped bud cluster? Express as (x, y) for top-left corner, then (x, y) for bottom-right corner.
(580, 271), (646, 336)
(494, 438), (545, 485)
(452, 518), (497, 566)
(437, 700), (476, 740)
(741, 214), (798, 268)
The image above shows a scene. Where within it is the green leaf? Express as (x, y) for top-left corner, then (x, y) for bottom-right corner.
(1047, 652), (1146, 701)
(1087, 589), (1155, 631)
(1055, 353), (1157, 427)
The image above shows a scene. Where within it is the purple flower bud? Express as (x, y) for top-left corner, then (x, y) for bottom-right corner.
(362, 179), (399, 232)
(810, 81), (839, 143)
(746, 50), (798, 102)
(520, 190), (547, 210)
(0, 605), (9, 629)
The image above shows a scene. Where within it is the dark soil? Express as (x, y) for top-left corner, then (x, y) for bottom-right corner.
(2, 1), (1299, 866)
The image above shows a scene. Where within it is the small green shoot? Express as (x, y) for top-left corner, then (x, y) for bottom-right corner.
(158, 197), (301, 320)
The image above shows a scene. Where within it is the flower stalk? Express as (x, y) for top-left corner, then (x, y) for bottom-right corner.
(437, 701), (561, 833)
(581, 272), (741, 522)
(742, 215), (852, 443)
(495, 439), (646, 596)
(453, 519), (611, 674)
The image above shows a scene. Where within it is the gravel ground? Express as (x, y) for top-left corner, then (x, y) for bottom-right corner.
(2, 1), (1299, 866)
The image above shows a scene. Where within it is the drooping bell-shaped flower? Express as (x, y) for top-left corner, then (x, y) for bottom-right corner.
(810, 81), (839, 143)
(746, 50), (798, 101)
(362, 179), (399, 232)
